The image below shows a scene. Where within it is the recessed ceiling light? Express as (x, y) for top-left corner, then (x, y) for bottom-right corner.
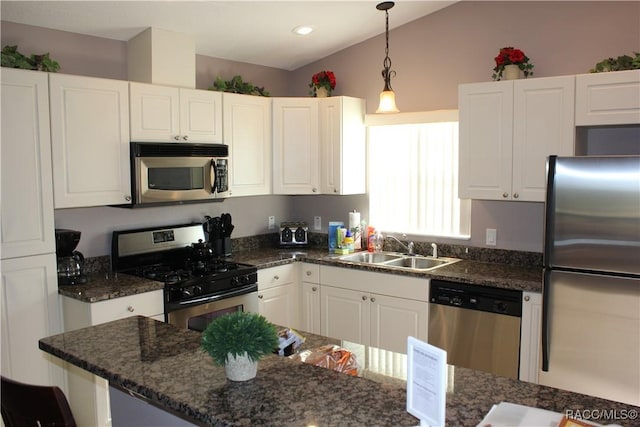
(292, 25), (313, 36)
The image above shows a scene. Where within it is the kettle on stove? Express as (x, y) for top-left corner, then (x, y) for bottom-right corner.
(55, 229), (88, 285)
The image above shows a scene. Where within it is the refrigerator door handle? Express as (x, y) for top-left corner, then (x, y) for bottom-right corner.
(542, 269), (551, 371)
(543, 155), (557, 268)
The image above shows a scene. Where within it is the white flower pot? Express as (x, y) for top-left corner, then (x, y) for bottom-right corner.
(315, 86), (329, 98)
(503, 64), (522, 80)
(224, 352), (258, 381)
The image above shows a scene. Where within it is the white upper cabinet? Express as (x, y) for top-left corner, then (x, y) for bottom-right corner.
(49, 73), (131, 208)
(319, 96), (366, 195)
(273, 98), (320, 194)
(273, 96), (366, 195)
(223, 93), (272, 196)
(459, 76), (575, 201)
(130, 82), (222, 143)
(575, 70), (640, 125)
(1, 69), (56, 258)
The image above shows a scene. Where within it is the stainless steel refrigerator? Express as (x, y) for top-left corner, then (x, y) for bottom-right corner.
(540, 155), (640, 406)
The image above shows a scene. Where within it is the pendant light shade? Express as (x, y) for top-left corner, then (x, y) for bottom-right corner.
(375, 1), (399, 113)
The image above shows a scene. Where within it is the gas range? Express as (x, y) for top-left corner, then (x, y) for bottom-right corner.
(112, 223), (257, 314)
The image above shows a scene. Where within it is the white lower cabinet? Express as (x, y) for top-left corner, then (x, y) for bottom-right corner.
(318, 266), (429, 354)
(300, 263), (321, 334)
(257, 264), (300, 329)
(62, 291), (163, 427)
(0, 254), (65, 388)
(519, 291), (542, 383)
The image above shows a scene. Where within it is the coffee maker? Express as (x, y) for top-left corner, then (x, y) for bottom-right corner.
(55, 229), (88, 285)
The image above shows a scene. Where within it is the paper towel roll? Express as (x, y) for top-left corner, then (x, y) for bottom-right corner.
(349, 211), (360, 230)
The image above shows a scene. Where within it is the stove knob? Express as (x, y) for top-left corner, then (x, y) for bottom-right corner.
(240, 275), (251, 285)
(193, 285), (203, 295)
(182, 287), (193, 298)
(231, 276), (239, 286)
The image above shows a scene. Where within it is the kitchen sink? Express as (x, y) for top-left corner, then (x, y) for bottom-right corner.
(338, 252), (403, 264)
(384, 256), (452, 270)
(336, 251), (460, 271)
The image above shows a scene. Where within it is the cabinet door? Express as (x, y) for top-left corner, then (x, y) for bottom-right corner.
(273, 98), (319, 194)
(575, 70), (640, 125)
(50, 74), (131, 207)
(300, 282), (321, 334)
(179, 88), (222, 143)
(512, 76), (575, 201)
(320, 285), (369, 344)
(459, 81), (514, 200)
(129, 82), (180, 141)
(1, 69), (55, 258)
(224, 93), (272, 196)
(258, 283), (299, 328)
(319, 97), (366, 195)
(370, 294), (428, 354)
(0, 254), (65, 388)
(519, 291), (542, 383)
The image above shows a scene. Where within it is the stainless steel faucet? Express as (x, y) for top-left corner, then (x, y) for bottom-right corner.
(387, 234), (415, 255)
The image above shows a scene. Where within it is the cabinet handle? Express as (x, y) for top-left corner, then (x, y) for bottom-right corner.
(124, 195), (132, 202)
(258, 294), (263, 299)
(513, 193), (519, 199)
(370, 297), (376, 303)
(333, 189), (337, 193)
(524, 295), (530, 302)
(361, 295), (367, 301)
(173, 135), (180, 141)
(274, 275), (279, 280)
(502, 192), (509, 198)
(127, 306), (134, 312)
(182, 135), (189, 141)
(306, 271), (312, 276)
(312, 286), (317, 292)
(312, 188), (317, 193)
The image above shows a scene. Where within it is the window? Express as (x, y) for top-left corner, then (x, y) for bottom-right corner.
(367, 111), (470, 238)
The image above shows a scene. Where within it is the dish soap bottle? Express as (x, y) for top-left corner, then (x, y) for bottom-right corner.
(344, 230), (355, 253)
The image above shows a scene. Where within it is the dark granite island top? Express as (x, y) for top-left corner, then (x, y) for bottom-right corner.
(40, 316), (638, 426)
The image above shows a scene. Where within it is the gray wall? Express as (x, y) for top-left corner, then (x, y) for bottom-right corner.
(2, 1), (638, 256)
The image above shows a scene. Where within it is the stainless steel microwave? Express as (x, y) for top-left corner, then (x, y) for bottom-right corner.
(131, 142), (229, 206)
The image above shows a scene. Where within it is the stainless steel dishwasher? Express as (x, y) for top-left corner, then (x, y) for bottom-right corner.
(428, 279), (522, 379)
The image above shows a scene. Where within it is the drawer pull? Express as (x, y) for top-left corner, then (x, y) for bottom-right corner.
(127, 306), (134, 312)
(524, 295), (530, 302)
(362, 295), (367, 301)
(306, 271), (312, 276)
(258, 294), (264, 299)
(370, 297), (376, 303)
(312, 286), (317, 292)
(274, 275), (280, 280)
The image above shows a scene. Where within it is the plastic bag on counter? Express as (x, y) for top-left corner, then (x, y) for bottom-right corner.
(290, 344), (359, 376)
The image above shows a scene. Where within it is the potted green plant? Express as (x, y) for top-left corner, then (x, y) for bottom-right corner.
(590, 53), (640, 73)
(201, 311), (278, 381)
(492, 47), (534, 81)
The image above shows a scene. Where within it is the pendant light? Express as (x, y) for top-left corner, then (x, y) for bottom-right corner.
(375, 1), (399, 113)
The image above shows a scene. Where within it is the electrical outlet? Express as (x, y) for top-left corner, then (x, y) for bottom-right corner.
(486, 228), (497, 246)
(314, 216), (322, 230)
(268, 216), (275, 230)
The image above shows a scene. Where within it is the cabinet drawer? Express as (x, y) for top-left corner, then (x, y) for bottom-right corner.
(301, 263), (319, 283)
(90, 290), (163, 325)
(258, 264), (297, 290)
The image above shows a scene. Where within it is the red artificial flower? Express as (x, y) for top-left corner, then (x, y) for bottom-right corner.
(309, 70), (337, 92)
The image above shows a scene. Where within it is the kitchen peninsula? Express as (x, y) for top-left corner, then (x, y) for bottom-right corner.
(39, 316), (639, 427)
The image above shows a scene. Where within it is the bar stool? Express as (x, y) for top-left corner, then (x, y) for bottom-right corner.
(1, 376), (77, 427)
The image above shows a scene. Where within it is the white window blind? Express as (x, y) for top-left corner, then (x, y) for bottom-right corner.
(368, 120), (470, 238)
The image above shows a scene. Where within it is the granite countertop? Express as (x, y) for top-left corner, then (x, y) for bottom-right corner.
(59, 247), (542, 303)
(57, 272), (164, 303)
(39, 316), (639, 426)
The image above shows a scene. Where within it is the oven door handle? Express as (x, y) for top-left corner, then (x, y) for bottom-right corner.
(170, 284), (257, 308)
(211, 158), (218, 195)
